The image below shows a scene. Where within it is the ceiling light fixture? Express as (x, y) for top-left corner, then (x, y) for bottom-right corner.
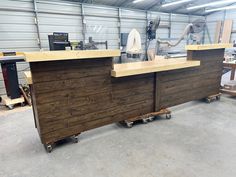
(161, 0), (192, 8)
(187, 0), (236, 10)
(133, 0), (145, 3)
(205, 5), (236, 12)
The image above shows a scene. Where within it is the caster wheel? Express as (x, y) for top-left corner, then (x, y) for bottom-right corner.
(206, 98), (211, 103)
(8, 105), (14, 110)
(142, 119), (148, 124)
(126, 122), (133, 128)
(148, 117), (154, 122)
(166, 114), (172, 119)
(73, 136), (79, 143)
(216, 96), (221, 100)
(21, 102), (25, 107)
(45, 144), (53, 153)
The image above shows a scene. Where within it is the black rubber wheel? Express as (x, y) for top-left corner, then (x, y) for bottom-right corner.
(148, 117), (154, 122)
(45, 144), (53, 153)
(8, 105), (14, 110)
(73, 136), (79, 143)
(142, 119), (148, 124)
(166, 114), (172, 119)
(206, 98), (211, 103)
(126, 122), (133, 128)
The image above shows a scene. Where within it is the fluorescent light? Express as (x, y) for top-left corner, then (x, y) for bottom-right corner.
(162, 0), (192, 7)
(133, 0), (145, 3)
(205, 5), (236, 12)
(187, 0), (236, 10)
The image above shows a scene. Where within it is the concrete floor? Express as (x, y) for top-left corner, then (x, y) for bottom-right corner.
(0, 95), (235, 177)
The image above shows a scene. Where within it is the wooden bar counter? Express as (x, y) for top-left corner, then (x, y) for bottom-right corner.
(22, 44), (231, 151)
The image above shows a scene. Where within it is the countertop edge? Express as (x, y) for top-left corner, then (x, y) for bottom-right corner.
(185, 44), (233, 50)
(24, 50), (121, 62)
(111, 61), (201, 78)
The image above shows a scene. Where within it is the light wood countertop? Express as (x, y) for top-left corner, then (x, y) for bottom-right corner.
(21, 50), (120, 62)
(112, 58), (200, 77)
(24, 58), (201, 83)
(185, 44), (233, 50)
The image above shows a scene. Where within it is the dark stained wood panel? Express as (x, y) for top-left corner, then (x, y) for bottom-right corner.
(30, 49), (225, 146)
(155, 49), (224, 111)
(30, 59), (155, 144)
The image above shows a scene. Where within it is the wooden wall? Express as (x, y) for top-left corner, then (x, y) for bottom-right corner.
(30, 58), (155, 144)
(30, 50), (224, 145)
(156, 49), (224, 110)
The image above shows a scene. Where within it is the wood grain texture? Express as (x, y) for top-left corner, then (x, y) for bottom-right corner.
(185, 43), (232, 50)
(112, 59), (200, 77)
(221, 19), (233, 43)
(214, 21), (222, 43)
(24, 50), (120, 62)
(155, 49), (224, 110)
(29, 48), (226, 146)
(30, 59), (155, 144)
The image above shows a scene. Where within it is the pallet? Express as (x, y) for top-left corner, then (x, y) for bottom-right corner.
(120, 109), (171, 128)
(205, 93), (221, 103)
(1, 95), (25, 110)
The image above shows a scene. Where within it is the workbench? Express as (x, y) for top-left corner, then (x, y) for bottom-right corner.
(223, 60), (236, 80)
(22, 44), (231, 152)
(221, 60), (236, 96)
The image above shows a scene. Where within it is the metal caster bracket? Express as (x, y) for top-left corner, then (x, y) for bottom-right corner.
(142, 118), (148, 124)
(7, 105), (14, 110)
(166, 113), (172, 119)
(73, 135), (79, 143)
(44, 144), (53, 153)
(126, 122), (134, 128)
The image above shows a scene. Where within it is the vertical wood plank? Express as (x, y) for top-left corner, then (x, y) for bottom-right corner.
(221, 19), (233, 43)
(214, 21), (222, 43)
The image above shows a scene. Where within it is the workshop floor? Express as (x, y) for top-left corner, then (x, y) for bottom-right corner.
(0, 94), (236, 177)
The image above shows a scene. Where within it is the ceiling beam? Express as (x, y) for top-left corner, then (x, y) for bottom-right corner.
(145, 0), (163, 10)
(117, 0), (134, 7)
(193, 2), (236, 15)
(80, 0), (92, 3)
(187, 8), (206, 15)
(158, 0), (199, 14)
(113, 0), (126, 6)
(163, 4), (189, 13)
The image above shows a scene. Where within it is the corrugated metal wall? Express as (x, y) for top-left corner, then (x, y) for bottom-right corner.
(0, 0), (36, 95)
(0, 0), (203, 96)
